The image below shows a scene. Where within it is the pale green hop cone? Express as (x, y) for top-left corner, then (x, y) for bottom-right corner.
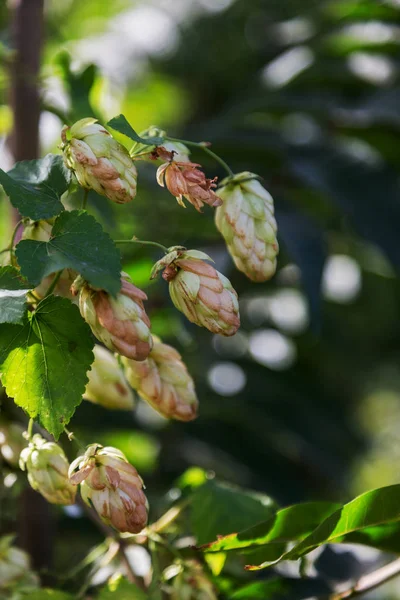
(61, 117), (137, 204)
(215, 172), (279, 282)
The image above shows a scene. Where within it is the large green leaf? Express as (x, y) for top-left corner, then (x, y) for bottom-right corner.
(0, 296), (94, 438)
(0, 266), (31, 325)
(247, 484), (400, 570)
(0, 154), (69, 220)
(107, 114), (164, 146)
(201, 501), (340, 555)
(191, 480), (277, 546)
(16, 210), (121, 296)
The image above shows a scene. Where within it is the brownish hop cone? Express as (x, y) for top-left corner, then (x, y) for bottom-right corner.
(19, 435), (77, 505)
(215, 172), (279, 282)
(122, 336), (198, 421)
(69, 444), (148, 534)
(73, 273), (153, 361)
(61, 118), (137, 204)
(156, 148), (222, 212)
(151, 247), (240, 336)
(84, 345), (135, 411)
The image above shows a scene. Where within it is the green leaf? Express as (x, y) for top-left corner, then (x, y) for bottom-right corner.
(201, 501), (340, 555)
(107, 114), (164, 146)
(23, 590), (74, 600)
(230, 577), (333, 600)
(191, 479), (277, 546)
(0, 154), (69, 220)
(0, 266), (31, 325)
(16, 210), (122, 296)
(247, 484), (400, 570)
(98, 576), (147, 599)
(0, 296), (94, 438)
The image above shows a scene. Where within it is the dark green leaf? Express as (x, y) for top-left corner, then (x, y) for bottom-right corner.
(247, 484), (400, 570)
(98, 576), (147, 599)
(230, 577), (333, 600)
(57, 51), (99, 121)
(16, 210), (121, 295)
(0, 154), (69, 220)
(0, 296), (94, 438)
(191, 479), (277, 546)
(0, 266), (31, 324)
(107, 114), (164, 146)
(202, 501), (340, 555)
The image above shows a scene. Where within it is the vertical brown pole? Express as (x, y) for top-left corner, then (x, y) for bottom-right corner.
(9, 0), (53, 575)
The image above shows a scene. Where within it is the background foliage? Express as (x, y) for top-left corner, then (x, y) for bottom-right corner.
(2, 0), (400, 598)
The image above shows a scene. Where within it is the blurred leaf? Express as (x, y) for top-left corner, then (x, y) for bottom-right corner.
(230, 577), (333, 599)
(0, 266), (30, 324)
(101, 430), (159, 473)
(0, 296), (94, 438)
(98, 576), (147, 599)
(191, 479), (277, 545)
(16, 210), (121, 295)
(247, 484), (400, 570)
(108, 114), (164, 146)
(123, 258), (154, 289)
(202, 501), (340, 555)
(176, 467), (208, 492)
(0, 155), (69, 220)
(24, 590), (74, 600)
(57, 51), (98, 121)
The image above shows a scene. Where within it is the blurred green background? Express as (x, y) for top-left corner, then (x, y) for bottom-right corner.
(2, 0), (400, 596)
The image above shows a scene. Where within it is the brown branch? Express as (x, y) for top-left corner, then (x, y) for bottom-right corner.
(331, 557), (400, 599)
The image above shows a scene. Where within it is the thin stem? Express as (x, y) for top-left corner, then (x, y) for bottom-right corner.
(81, 188), (89, 210)
(9, 219), (23, 264)
(115, 237), (169, 254)
(149, 497), (191, 534)
(27, 418), (34, 440)
(331, 557), (400, 599)
(166, 136), (234, 178)
(44, 270), (63, 297)
(64, 427), (85, 451)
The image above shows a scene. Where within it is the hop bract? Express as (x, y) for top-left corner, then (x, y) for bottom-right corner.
(152, 247), (240, 336)
(0, 536), (39, 595)
(122, 336), (198, 421)
(19, 434), (77, 505)
(61, 118), (137, 204)
(69, 444), (148, 534)
(22, 218), (54, 242)
(74, 273), (153, 361)
(165, 560), (217, 600)
(84, 345), (135, 411)
(215, 172), (279, 282)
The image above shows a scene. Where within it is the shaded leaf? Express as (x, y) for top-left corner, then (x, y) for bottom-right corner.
(98, 576), (147, 599)
(0, 154), (69, 220)
(0, 266), (31, 325)
(191, 479), (277, 546)
(230, 576), (333, 600)
(108, 114), (164, 146)
(0, 296), (94, 438)
(16, 210), (121, 296)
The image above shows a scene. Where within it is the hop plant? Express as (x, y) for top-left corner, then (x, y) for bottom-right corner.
(215, 172), (279, 282)
(84, 345), (135, 411)
(61, 117), (137, 204)
(69, 444), (148, 534)
(165, 560), (217, 600)
(73, 273), (153, 361)
(22, 218), (54, 242)
(122, 335), (198, 421)
(130, 127), (191, 163)
(156, 151), (222, 212)
(152, 247), (240, 336)
(0, 536), (39, 596)
(19, 434), (77, 505)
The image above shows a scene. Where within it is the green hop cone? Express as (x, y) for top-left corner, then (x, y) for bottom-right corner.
(215, 172), (279, 282)
(61, 117), (137, 204)
(73, 273), (153, 361)
(0, 536), (39, 595)
(69, 444), (148, 534)
(84, 344), (135, 411)
(122, 335), (198, 421)
(165, 560), (217, 600)
(151, 247), (240, 336)
(19, 434), (77, 505)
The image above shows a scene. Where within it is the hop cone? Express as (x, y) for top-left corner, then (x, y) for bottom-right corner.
(84, 345), (135, 411)
(215, 172), (279, 282)
(168, 561), (217, 600)
(0, 536), (39, 595)
(75, 273), (153, 361)
(130, 126), (190, 162)
(152, 247), (240, 336)
(122, 336), (198, 421)
(61, 118), (137, 204)
(19, 434), (77, 505)
(69, 444), (148, 534)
